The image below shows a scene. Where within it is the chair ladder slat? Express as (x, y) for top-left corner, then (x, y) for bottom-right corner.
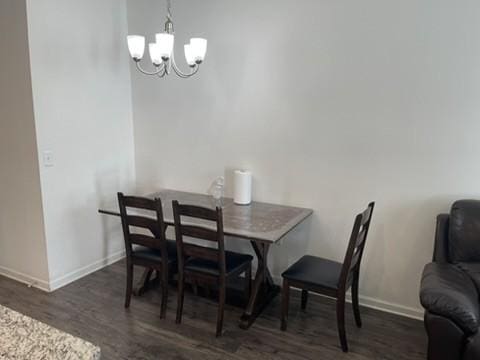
(181, 224), (218, 242)
(178, 204), (217, 221)
(127, 215), (160, 235)
(130, 233), (162, 250)
(183, 243), (219, 262)
(355, 226), (367, 248)
(123, 196), (157, 210)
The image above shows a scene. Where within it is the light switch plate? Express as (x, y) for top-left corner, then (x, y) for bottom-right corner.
(43, 150), (54, 167)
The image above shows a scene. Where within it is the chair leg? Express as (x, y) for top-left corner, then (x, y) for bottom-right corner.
(281, 278), (289, 331)
(216, 280), (226, 337)
(352, 271), (362, 328)
(245, 265), (252, 304)
(336, 294), (348, 352)
(160, 269), (168, 319)
(301, 290), (308, 310)
(124, 261), (133, 308)
(176, 272), (185, 324)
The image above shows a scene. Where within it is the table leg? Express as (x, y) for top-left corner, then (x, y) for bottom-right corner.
(133, 268), (154, 296)
(132, 226), (167, 296)
(239, 241), (280, 329)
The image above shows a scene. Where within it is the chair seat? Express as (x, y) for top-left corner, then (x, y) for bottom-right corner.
(132, 240), (177, 264)
(282, 255), (342, 289)
(185, 251), (253, 277)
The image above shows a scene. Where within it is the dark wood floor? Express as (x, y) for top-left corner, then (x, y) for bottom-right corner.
(0, 260), (426, 359)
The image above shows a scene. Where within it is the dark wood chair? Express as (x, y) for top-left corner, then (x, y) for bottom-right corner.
(280, 202), (375, 352)
(117, 192), (177, 318)
(172, 200), (253, 337)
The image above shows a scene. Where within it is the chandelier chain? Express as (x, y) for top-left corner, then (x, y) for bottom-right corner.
(166, 0), (172, 21)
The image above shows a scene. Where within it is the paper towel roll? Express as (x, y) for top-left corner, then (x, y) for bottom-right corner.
(234, 170), (252, 205)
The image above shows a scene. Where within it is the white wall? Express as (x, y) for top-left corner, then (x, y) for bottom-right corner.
(128, 0), (480, 317)
(26, 0), (136, 289)
(0, 0), (50, 290)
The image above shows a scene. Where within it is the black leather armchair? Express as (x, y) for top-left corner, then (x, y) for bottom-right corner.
(420, 200), (480, 360)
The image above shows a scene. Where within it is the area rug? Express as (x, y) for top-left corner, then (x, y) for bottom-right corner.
(0, 304), (101, 359)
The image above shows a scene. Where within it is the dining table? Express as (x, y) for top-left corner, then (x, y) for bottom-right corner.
(98, 189), (313, 329)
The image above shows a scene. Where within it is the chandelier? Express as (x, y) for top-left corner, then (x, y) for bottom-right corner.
(126, 0), (207, 79)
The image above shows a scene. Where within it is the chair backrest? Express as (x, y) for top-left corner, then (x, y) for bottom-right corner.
(338, 202), (375, 290)
(448, 200), (480, 263)
(172, 200), (226, 276)
(117, 192), (168, 258)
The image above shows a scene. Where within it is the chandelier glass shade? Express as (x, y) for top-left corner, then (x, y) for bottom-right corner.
(127, 0), (207, 79)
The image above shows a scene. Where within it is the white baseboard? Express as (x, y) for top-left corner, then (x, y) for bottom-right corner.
(0, 265), (51, 292)
(272, 275), (423, 321)
(1, 254), (423, 321)
(347, 293), (423, 320)
(49, 249), (125, 291)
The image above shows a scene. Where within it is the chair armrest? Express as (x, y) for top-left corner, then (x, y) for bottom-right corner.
(420, 263), (479, 335)
(433, 214), (449, 262)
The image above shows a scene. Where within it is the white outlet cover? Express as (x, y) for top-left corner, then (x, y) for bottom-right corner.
(43, 150), (54, 167)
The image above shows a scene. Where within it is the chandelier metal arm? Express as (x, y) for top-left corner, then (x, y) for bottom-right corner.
(171, 59), (199, 78)
(157, 65), (168, 78)
(169, 52), (198, 78)
(135, 61), (166, 76)
(165, 61), (171, 76)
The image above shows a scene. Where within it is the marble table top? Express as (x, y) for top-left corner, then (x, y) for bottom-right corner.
(99, 189), (313, 243)
(0, 304), (101, 360)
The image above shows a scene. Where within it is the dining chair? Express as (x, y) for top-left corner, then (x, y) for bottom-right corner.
(172, 200), (253, 337)
(117, 192), (177, 318)
(280, 202), (375, 352)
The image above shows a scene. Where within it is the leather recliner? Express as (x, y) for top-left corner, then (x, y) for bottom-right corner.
(420, 200), (480, 360)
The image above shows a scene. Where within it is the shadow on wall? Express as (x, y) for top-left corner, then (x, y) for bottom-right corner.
(221, 164), (313, 275)
(270, 216), (312, 280)
(94, 166), (135, 261)
(88, 1), (126, 71)
(361, 194), (476, 306)
(223, 216), (313, 279)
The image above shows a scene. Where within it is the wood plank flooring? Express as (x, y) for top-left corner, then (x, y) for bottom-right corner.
(0, 260), (426, 360)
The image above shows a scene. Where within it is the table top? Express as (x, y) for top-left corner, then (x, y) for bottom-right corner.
(99, 189), (313, 243)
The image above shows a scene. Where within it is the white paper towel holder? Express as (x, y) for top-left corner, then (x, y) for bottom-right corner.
(234, 169), (252, 205)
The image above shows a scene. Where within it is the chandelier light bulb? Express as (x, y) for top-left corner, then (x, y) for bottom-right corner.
(149, 43), (163, 66)
(155, 33), (175, 60)
(127, 35), (145, 60)
(184, 44), (195, 66)
(189, 38), (207, 63)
